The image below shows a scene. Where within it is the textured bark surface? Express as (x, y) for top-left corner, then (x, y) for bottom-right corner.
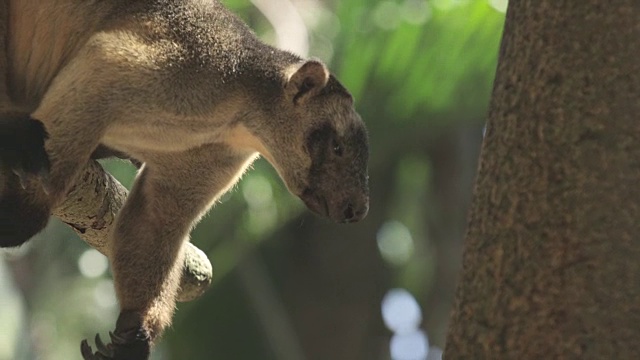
(53, 161), (213, 302)
(445, 1), (640, 359)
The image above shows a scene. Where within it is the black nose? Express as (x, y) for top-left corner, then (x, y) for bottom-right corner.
(343, 201), (369, 223)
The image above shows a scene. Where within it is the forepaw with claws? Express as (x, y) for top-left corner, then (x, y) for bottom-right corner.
(81, 329), (150, 360)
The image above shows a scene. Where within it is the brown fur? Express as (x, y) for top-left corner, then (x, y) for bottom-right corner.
(0, 0), (8, 111)
(1, 0), (369, 358)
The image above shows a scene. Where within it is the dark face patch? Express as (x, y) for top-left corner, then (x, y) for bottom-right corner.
(299, 121), (369, 223)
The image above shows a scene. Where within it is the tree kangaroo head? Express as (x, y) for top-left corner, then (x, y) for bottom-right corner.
(257, 60), (369, 223)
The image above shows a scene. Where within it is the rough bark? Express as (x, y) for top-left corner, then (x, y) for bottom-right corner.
(445, 1), (640, 359)
(52, 161), (213, 302)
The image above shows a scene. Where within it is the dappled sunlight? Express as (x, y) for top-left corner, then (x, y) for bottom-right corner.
(377, 220), (415, 266)
(78, 249), (109, 279)
(489, 0), (508, 13)
(431, 0), (470, 11)
(250, 0), (309, 56)
(93, 279), (118, 309)
(391, 330), (430, 360)
(382, 288), (422, 332)
(372, 2), (403, 30)
(382, 288), (442, 360)
(0, 260), (26, 359)
(426, 346), (444, 360)
(402, 0), (434, 25)
(242, 174), (274, 210)
(242, 174), (279, 235)
(246, 203), (279, 236)
(373, 0), (432, 30)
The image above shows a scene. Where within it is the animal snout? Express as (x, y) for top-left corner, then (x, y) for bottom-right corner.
(342, 198), (369, 223)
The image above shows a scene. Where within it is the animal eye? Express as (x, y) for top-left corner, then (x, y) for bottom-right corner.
(332, 140), (343, 156)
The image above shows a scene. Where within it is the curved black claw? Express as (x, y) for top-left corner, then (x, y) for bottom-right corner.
(96, 333), (115, 357)
(81, 334), (115, 360)
(80, 329), (150, 360)
(110, 331), (127, 345)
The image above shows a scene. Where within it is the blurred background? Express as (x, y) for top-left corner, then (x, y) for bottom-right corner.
(0, 0), (506, 359)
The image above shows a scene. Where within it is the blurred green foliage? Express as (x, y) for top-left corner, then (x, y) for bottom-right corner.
(335, 0), (504, 120)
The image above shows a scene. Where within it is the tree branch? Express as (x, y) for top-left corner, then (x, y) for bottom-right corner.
(52, 160), (213, 302)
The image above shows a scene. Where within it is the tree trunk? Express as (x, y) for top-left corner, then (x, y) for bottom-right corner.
(445, 1), (640, 359)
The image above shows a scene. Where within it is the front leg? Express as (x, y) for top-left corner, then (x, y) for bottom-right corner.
(81, 144), (257, 360)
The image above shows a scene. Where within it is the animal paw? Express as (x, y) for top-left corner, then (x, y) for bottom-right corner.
(81, 329), (150, 360)
(81, 333), (115, 360)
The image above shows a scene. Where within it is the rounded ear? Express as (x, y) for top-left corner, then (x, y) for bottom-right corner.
(285, 60), (330, 104)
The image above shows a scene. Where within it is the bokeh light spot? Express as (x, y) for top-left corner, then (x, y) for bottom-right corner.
(489, 0), (508, 13)
(247, 203), (279, 235)
(94, 279), (118, 309)
(391, 329), (429, 360)
(242, 175), (274, 210)
(377, 221), (415, 265)
(426, 346), (444, 360)
(78, 249), (109, 278)
(401, 0), (432, 25)
(373, 1), (402, 30)
(382, 288), (423, 333)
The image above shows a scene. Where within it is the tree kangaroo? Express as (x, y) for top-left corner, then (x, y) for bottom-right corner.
(0, 0), (369, 359)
